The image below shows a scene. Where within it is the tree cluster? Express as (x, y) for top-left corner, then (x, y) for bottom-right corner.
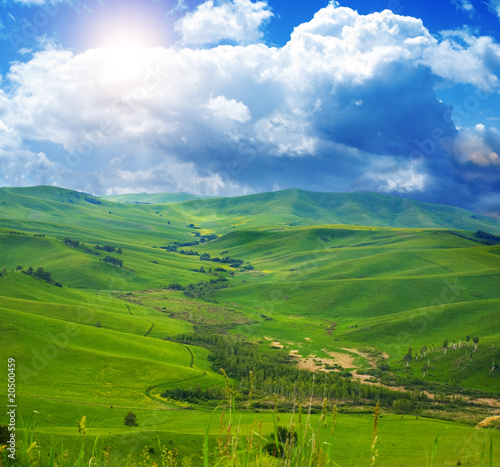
(166, 333), (426, 412)
(103, 256), (123, 267)
(474, 230), (500, 245)
(64, 237), (80, 248)
(21, 266), (62, 287)
(95, 244), (122, 254)
(183, 277), (228, 298)
(160, 242), (252, 269)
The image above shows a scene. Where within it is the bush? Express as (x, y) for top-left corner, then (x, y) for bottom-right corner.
(95, 244), (116, 253)
(64, 237), (80, 248)
(263, 442), (284, 458)
(124, 411), (138, 427)
(103, 256), (123, 267)
(377, 361), (390, 371)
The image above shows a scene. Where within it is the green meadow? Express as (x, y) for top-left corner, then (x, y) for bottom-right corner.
(1, 186), (500, 465)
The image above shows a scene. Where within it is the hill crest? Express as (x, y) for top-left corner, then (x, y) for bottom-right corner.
(2, 185), (500, 234)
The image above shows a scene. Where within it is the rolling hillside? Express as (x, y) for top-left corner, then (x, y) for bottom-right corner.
(101, 192), (208, 204)
(2, 186), (500, 234)
(169, 188), (500, 233)
(1, 185), (500, 465)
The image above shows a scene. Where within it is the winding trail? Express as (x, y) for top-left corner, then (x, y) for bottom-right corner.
(144, 343), (206, 403)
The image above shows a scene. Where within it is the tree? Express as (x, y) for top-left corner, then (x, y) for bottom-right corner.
(403, 351), (412, 368)
(117, 248), (123, 254)
(124, 412), (138, 428)
(200, 253), (211, 261)
(104, 256), (123, 267)
(199, 266), (205, 273)
(473, 336), (479, 350)
(466, 335), (470, 346)
(27, 266), (33, 275)
(443, 339), (448, 353)
(35, 267), (45, 279)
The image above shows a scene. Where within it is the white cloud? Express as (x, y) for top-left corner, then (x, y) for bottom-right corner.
(100, 159), (245, 197)
(169, 0), (188, 15)
(205, 95), (251, 122)
(175, 0), (273, 46)
(0, 147), (65, 187)
(353, 157), (427, 194)
(452, 0), (475, 14)
(446, 126), (500, 166)
(255, 114), (316, 156)
(10, 0), (68, 4)
(2, 3), (500, 199)
(422, 30), (500, 90)
(489, 1), (500, 20)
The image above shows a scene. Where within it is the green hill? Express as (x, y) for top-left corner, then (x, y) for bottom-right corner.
(101, 192), (207, 204)
(170, 188), (500, 233)
(2, 186), (500, 234)
(1, 185), (500, 465)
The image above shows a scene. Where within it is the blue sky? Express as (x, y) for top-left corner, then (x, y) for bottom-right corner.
(1, 0), (500, 216)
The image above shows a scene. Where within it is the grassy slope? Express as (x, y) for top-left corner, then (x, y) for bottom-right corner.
(1, 185), (500, 464)
(190, 226), (500, 390)
(164, 188), (500, 233)
(101, 192), (206, 204)
(0, 273), (224, 409)
(13, 406), (500, 466)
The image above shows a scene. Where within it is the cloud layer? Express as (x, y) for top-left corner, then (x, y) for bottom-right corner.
(175, 0), (273, 46)
(1, 2), (500, 215)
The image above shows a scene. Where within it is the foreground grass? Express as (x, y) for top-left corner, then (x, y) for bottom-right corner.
(2, 402), (499, 466)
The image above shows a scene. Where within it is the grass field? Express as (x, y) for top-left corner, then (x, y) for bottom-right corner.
(1, 185), (500, 465)
(8, 402), (500, 466)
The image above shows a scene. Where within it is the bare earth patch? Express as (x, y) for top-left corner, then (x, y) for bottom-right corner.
(295, 356), (337, 372)
(322, 349), (356, 368)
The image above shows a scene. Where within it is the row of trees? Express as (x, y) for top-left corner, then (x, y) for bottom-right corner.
(103, 256), (123, 267)
(19, 266), (62, 287)
(403, 336), (482, 366)
(166, 333), (433, 412)
(64, 237), (80, 248)
(183, 277), (228, 298)
(160, 242), (253, 270)
(95, 244), (122, 254)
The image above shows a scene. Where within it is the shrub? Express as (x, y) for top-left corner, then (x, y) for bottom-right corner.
(124, 412), (138, 427)
(103, 256), (123, 267)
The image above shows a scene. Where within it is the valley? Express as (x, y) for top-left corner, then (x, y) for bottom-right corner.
(1, 186), (499, 466)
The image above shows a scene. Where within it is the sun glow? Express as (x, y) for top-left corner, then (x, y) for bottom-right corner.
(77, 7), (172, 85)
(79, 5), (171, 51)
(97, 22), (161, 50)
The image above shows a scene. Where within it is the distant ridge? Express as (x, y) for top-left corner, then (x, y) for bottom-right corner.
(176, 188), (500, 234)
(101, 192), (207, 204)
(2, 185), (500, 234)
